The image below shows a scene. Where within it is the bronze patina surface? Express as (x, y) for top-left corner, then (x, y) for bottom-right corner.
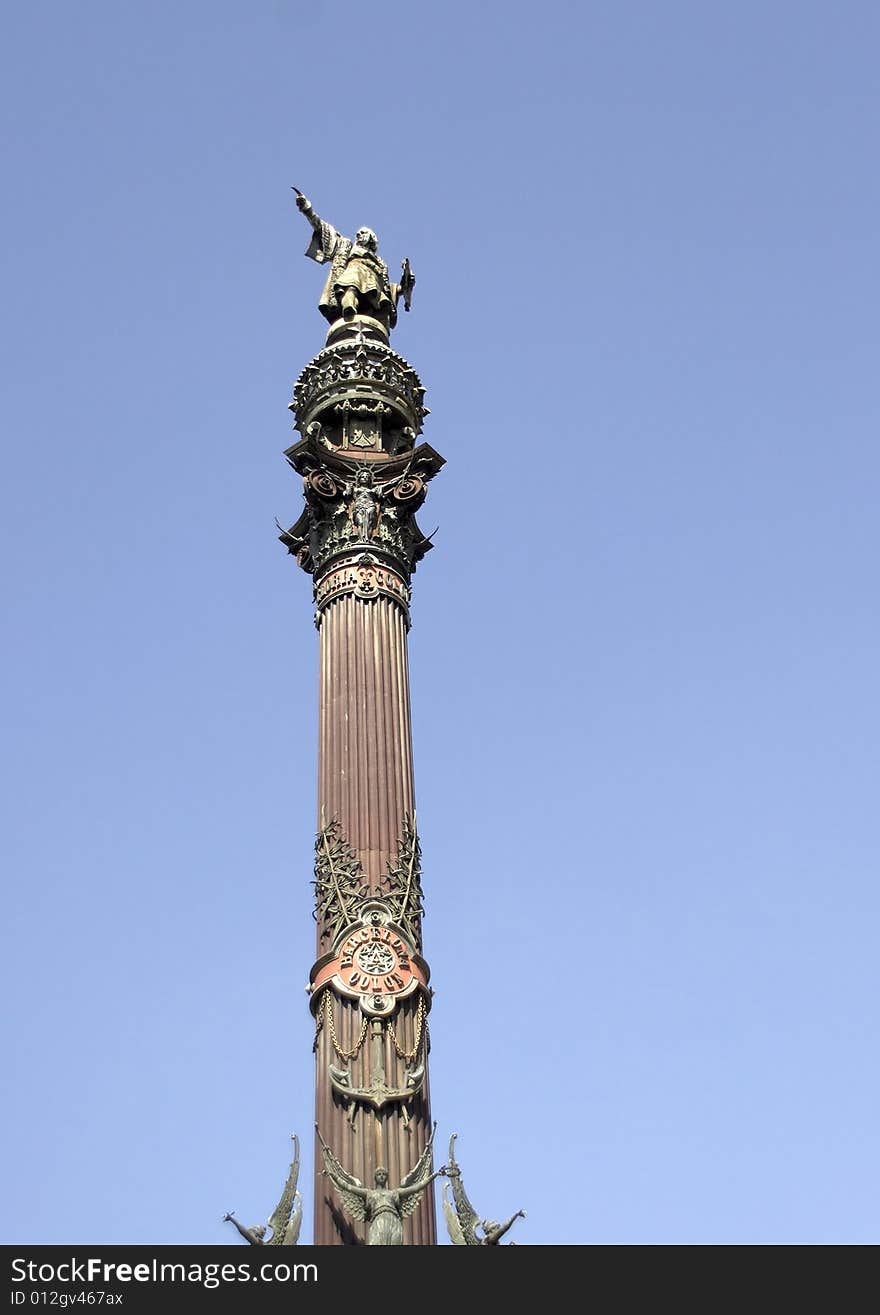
(226, 189), (526, 1245)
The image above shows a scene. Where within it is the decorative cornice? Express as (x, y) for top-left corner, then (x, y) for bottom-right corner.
(290, 338), (428, 449)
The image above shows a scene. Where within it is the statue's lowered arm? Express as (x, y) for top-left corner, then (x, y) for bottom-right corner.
(399, 257), (415, 312)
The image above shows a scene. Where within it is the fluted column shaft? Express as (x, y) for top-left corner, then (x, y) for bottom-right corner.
(318, 593), (414, 886)
(313, 592), (435, 1246)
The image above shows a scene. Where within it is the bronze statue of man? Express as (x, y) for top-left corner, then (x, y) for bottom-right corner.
(293, 189), (414, 337)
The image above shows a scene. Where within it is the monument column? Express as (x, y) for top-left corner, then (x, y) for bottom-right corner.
(223, 191), (527, 1251)
(281, 192), (443, 1245)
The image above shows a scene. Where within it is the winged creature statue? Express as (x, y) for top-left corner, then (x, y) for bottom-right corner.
(442, 1133), (525, 1245)
(317, 1122), (445, 1245)
(224, 1133), (303, 1246)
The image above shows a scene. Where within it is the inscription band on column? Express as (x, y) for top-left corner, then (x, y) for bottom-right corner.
(314, 551), (412, 626)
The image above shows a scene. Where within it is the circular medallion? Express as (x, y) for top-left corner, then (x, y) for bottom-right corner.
(337, 924), (414, 996)
(310, 904), (427, 1016)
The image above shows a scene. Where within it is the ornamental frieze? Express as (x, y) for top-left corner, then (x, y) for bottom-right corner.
(314, 553), (410, 625)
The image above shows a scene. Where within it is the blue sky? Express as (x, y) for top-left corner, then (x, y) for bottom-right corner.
(2, 1), (879, 1245)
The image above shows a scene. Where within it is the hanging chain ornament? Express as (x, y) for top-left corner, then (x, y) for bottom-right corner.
(386, 994), (426, 1062)
(316, 989), (369, 1061)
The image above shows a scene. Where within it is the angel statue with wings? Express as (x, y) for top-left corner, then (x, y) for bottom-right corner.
(223, 1134), (303, 1246)
(317, 1123), (446, 1245)
(442, 1133), (525, 1245)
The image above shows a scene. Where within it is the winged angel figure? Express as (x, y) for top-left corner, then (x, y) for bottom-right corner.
(317, 1123), (445, 1245)
(442, 1133), (525, 1245)
(224, 1134), (303, 1245)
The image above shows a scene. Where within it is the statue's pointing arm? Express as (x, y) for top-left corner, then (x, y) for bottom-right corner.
(292, 188), (321, 232)
(292, 189), (339, 264)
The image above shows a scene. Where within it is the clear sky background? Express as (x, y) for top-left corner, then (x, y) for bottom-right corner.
(2, 2), (878, 1246)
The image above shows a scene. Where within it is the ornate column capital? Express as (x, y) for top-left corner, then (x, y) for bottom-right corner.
(281, 334), (443, 613)
(280, 392), (444, 621)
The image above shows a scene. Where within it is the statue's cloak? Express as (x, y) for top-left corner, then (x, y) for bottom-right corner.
(306, 221), (397, 326)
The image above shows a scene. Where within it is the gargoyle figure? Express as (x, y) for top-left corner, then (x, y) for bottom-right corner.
(224, 1133), (303, 1246)
(442, 1133), (525, 1245)
(317, 1122), (445, 1245)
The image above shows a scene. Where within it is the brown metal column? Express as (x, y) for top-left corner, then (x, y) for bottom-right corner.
(229, 198), (525, 1252)
(318, 593), (414, 887)
(281, 324), (443, 1245)
(313, 591), (434, 1245)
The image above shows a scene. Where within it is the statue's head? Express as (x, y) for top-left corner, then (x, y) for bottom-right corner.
(355, 227), (378, 251)
(481, 1220), (498, 1236)
(374, 1166), (389, 1187)
(252, 1224), (267, 1241)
